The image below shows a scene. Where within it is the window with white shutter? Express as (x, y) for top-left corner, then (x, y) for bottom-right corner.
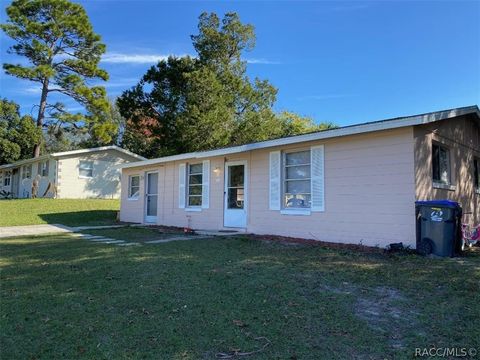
(283, 150), (311, 209)
(269, 151), (281, 210)
(187, 163), (203, 207)
(202, 160), (210, 209)
(178, 163), (186, 208)
(269, 146), (325, 213)
(310, 145), (325, 212)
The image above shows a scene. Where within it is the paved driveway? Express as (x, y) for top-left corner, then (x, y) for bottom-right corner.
(0, 224), (126, 239)
(0, 224), (73, 238)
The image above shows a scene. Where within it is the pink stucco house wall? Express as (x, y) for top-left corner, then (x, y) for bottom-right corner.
(119, 106), (480, 248)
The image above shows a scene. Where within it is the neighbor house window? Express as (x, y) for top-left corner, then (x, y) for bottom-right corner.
(187, 163), (203, 207)
(38, 160), (49, 177)
(21, 164), (32, 180)
(432, 143), (450, 185)
(284, 150), (311, 208)
(3, 171), (11, 187)
(474, 158), (479, 191)
(79, 161), (94, 178)
(128, 175), (140, 199)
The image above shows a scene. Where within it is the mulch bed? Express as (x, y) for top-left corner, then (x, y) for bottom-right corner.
(248, 234), (386, 254)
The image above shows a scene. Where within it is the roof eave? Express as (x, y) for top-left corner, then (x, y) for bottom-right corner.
(52, 145), (146, 160)
(0, 154), (51, 171)
(120, 105), (479, 170)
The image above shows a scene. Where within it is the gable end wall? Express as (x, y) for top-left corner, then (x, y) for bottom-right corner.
(414, 114), (480, 223)
(57, 150), (139, 199)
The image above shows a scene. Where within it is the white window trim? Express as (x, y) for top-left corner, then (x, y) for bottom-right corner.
(269, 151), (281, 210)
(280, 209), (311, 216)
(78, 160), (94, 179)
(432, 142), (452, 186)
(39, 160), (49, 177)
(186, 162), (203, 209)
(3, 171), (11, 187)
(128, 174), (140, 200)
(21, 164), (32, 180)
(433, 182), (456, 191)
(282, 148), (312, 211)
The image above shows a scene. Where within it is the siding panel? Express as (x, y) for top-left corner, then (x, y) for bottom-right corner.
(120, 127), (417, 247)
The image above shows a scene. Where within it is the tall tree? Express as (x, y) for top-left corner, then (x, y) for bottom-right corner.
(0, 98), (42, 165)
(1, 0), (112, 157)
(118, 12), (335, 158)
(119, 56), (197, 157)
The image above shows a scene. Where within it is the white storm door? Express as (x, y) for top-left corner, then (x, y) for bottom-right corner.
(145, 172), (159, 223)
(224, 161), (247, 228)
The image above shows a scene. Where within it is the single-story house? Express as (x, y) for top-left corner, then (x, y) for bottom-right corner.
(119, 106), (480, 248)
(0, 146), (145, 199)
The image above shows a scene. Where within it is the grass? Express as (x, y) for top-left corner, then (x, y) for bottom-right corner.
(87, 227), (185, 242)
(0, 199), (120, 227)
(1, 233), (479, 359)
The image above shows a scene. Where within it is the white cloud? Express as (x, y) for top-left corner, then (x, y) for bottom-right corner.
(245, 58), (281, 65)
(14, 86), (42, 96)
(102, 52), (280, 65)
(101, 52), (190, 64)
(24, 86), (42, 94)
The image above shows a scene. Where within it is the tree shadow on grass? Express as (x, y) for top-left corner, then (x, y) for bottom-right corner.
(1, 235), (480, 359)
(39, 210), (118, 227)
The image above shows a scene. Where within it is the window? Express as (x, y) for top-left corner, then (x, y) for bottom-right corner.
(21, 164), (32, 180)
(3, 171), (11, 187)
(187, 163), (203, 207)
(79, 161), (93, 178)
(283, 150), (311, 208)
(432, 143), (450, 185)
(227, 165), (245, 209)
(474, 158), (479, 190)
(38, 160), (49, 177)
(128, 175), (140, 199)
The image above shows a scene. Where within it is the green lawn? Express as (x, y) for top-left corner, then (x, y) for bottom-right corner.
(87, 226), (185, 242)
(1, 232), (479, 359)
(0, 199), (120, 227)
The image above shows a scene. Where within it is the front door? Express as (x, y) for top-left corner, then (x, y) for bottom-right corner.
(224, 161), (247, 228)
(145, 172), (159, 223)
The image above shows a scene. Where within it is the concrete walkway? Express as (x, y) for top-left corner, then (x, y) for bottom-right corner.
(0, 224), (73, 238)
(0, 224), (129, 239)
(0, 223), (236, 246)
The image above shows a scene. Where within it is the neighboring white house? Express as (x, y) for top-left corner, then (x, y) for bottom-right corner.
(0, 146), (145, 199)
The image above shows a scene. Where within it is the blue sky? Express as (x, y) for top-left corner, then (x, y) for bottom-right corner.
(1, 0), (479, 127)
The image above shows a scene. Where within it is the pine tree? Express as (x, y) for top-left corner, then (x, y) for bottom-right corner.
(1, 0), (112, 157)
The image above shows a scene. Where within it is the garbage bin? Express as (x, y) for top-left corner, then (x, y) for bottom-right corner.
(415, 200), (462, 257)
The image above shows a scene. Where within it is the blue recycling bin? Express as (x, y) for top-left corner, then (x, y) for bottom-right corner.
(415, 200), (462, 257)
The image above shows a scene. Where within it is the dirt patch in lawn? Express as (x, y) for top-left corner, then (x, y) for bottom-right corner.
(354, 286), (419, 349)
(319, 282), (420, 349)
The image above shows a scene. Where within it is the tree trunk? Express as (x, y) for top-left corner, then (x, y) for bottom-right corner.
(33, 78), (49, 158)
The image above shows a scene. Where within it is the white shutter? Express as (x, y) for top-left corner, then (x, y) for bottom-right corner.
(178, 163), (186, 209)
(269, 151), (281, 210)
(311, 145), (325, 212)
(202, 160), (210, 209)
